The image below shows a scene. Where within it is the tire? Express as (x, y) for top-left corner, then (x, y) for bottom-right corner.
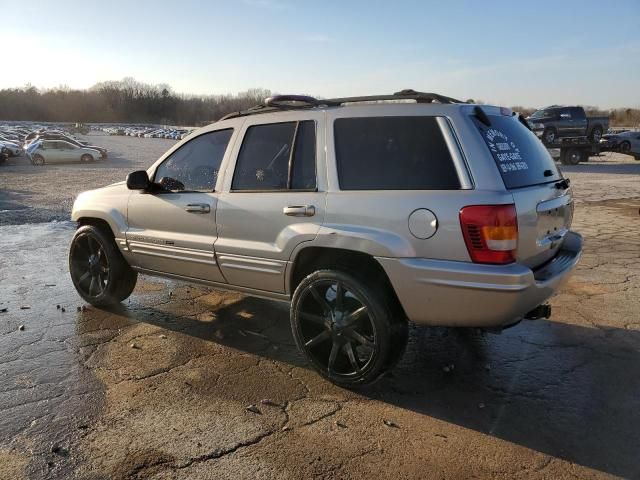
(590, 126), (603, 142)
(32, 154), (45, 166)
(69, 225), (137, 307)
(543, 128), (556, 145)
(81, 154), (94, 163)
(290, 269), (407, 387)
(562, 148), (583, 165)
(620, 141), (631, 154)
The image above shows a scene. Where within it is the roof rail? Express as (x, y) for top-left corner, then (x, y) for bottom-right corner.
(321, 89), (464, 106)
(219, 89), (465, 121)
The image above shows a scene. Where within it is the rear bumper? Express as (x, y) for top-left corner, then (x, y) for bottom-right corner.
(377, 231), (582, 327)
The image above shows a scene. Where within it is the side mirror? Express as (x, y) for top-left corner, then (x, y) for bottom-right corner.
(126, 170), (150, 190)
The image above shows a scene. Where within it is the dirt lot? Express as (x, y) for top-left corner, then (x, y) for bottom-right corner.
(1, 135), (639, 479)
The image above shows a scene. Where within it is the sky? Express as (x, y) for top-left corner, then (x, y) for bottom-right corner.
(2, 0), (640, 108)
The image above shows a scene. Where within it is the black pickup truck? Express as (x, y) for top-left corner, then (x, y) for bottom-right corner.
(527, 106), (609, 146)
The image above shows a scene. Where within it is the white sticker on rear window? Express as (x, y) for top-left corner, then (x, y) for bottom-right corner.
(485, 128), (528, 172)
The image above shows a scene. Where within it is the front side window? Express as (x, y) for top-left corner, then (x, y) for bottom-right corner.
(154, 129), (233, 192)
(334, 116), (460, 190)
(232, 121), (316, 191)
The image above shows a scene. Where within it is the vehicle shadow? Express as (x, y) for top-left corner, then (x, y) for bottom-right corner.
(105, 295), (640, 479)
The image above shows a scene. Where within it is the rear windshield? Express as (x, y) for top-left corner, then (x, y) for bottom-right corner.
(334, 116), (460, 190)
(473, 114), (562, 189)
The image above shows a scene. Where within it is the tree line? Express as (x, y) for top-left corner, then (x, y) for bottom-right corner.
(0, 78), (271, 126)
(1, 78), (638, 127)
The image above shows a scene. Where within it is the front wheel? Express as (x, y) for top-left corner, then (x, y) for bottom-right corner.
(619, 141), (631, 154)
(32, 154), (45, 166)
(69, 225), (137, 306)
(590, 126), (603, 142)
(290, 269), (407, 387)
(543, 128), (556, 145)
(81, 154), (94, 163)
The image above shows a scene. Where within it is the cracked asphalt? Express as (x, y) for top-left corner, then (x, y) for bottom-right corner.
(1, 137), (639, 479)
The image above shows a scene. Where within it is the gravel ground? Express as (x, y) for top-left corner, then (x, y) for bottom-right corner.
(0, 134), (176, 225)
(0, 137), (639, 479)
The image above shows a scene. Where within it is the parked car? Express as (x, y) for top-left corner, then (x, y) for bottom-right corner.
(601, 130), (640, 160)
(0, 139), (23, 156)
(527, 106), (609, 145)
(24, 133), (107, 158)
(28, 140), (103, 165)
(69, 91), (582, 386)
(0, 146), (8, 165)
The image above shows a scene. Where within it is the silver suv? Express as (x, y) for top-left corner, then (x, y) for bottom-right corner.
(69, 91), (582, 386)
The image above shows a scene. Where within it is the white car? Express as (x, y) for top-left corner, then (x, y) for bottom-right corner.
(28, 140), (102, 165)
(0, 140), (22, 156)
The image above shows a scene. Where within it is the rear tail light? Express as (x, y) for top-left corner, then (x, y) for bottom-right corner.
(459, 204), (518, 264)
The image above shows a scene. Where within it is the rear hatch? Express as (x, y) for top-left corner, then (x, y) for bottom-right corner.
(472, 110), (573, 268)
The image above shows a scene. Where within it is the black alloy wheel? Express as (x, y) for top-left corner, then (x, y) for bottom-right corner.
(69, 225), (137, 306)
(291, 270), (406, 386)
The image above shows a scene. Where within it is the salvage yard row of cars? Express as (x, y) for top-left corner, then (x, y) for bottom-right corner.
(103, 126), (193, 139)
(0, 124), (108, 165)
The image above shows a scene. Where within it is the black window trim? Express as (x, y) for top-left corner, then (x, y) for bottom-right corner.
(151, 127), (234, 194)
(230, 120), (318, 193)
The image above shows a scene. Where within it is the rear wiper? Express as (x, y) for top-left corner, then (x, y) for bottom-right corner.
(474, 106), (491, 127)
(555, 178), (571, 190)
(518, 114), (532, 131)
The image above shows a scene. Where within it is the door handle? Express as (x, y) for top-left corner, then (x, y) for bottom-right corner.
(185, 203), (210, 213)
(283, 205), (315, 217)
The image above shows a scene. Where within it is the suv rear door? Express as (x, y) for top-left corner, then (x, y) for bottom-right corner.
(215, 112), (326, 293)
(472, 109), (573, 268)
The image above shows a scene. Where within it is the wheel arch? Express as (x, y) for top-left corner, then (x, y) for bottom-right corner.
(287, 245), (406, 317)
(73, 209), (127, 239)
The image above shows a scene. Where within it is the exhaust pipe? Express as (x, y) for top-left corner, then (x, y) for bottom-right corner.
(525, 304), (551, 320)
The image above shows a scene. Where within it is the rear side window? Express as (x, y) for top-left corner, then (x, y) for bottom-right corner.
(473, 114), (561, 189)
(334, 117), (460, 190)
(232, 121), (316, 191)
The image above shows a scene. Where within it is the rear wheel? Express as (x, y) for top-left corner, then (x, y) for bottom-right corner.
(69, 225), (137, 306)
(32, 154), (45, 166)
(561, 148), (584, 165)
(291, 269), (407, 387)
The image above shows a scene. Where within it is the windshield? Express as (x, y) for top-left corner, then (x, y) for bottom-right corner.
(473, 114), (562, 189)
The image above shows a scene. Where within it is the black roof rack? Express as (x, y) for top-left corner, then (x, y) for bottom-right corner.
(219, 89), (465, 121)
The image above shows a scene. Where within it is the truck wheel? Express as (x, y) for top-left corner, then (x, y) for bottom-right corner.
(32, 154), (45, 166)
(291, 269), (407, 387)
(69, 225), (138, 307)
(563, 148), (583, 165)
(543, 128), (556, 145)
(620, 141), (631, 154)
(590, 126), (603, 142)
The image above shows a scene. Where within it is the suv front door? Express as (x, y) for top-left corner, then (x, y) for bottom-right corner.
(215, 114), (326, 293)
(125, 129), (235, 282)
